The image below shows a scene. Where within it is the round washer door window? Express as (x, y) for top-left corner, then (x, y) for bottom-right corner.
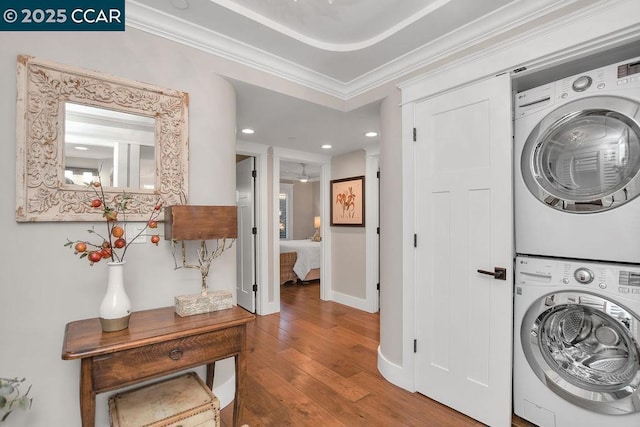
(521, 96), (640, 213)
(521, 291), (640, 415)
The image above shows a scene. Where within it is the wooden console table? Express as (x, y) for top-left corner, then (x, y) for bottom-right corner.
(62, 305), (255, 427)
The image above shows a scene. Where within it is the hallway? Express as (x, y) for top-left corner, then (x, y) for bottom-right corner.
(220, 282), (533, 426)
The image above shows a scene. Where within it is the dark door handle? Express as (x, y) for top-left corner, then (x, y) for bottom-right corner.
(477, 267), (507, 281)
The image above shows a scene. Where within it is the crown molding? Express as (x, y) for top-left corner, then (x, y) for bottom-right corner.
(126, 1), (348, 98)
(127, 0), (620, 101)
(209, 0), (452, 52)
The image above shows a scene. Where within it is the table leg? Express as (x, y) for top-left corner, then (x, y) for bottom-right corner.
(205, 362), (215, 389)
(235, 327), (247, 427)
(79, 359), (95, 427)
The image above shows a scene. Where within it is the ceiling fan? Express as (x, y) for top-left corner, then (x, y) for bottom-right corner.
(299, 163), (310, 183)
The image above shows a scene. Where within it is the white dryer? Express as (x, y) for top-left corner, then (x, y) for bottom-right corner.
(514, 56), (640, 263)
(514, 255), (640, 427)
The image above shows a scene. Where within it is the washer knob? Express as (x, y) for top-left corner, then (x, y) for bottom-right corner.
(572, 75), (592, 92)
(574, 267), (594, 284)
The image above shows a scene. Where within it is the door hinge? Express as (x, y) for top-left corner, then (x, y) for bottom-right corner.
(413, 128), (417, 142)
(376, 227), (380, 235)
(414, 339), (417, 353)
(252, 284), (258, 292)
(251, 170), (257, 178)
(252, 227), (257, 235)
(376, 283), (380, 290)
(414, 234), (417, 247)
(377, 170), (380, 179)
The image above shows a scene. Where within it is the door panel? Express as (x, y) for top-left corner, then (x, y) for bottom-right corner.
(236, 157), (255, 312)
(414, 73), (513, 427)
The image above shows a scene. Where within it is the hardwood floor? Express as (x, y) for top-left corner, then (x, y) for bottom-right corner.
(220, 281), (535, 427)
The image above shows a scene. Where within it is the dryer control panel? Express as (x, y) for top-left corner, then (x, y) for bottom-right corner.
(516, 255), (640, 299)
(514, 56), (640, 118)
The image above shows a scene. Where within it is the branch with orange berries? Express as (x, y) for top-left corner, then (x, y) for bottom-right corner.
(64, 179), (164, 265)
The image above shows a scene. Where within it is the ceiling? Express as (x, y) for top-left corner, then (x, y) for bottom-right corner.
(127, 0), (618, 156)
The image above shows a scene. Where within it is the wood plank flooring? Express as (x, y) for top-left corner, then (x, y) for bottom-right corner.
(220, 281), (535, 427)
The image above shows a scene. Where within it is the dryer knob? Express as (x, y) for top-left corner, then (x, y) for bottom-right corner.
(572, 75), (592, 92)
(574, 267), (594, 284)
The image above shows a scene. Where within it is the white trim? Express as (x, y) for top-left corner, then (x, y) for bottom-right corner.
(125, 0), (619, 100)
(319, 162), (332, 302)
(209, 0), (452, 52)
(377, 345), (415, 392)
(399, 3), (640, 103)
(364, 148), (380, 313)
(329, 290), (369, 313)
(278, 183), (294, 241)
(236, 140), (273, 315)
(126, 0), (346, 99)
(271, 148), (332, 305)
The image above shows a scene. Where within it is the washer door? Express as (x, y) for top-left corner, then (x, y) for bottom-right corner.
(521, 96), (640, 213)
(521, 291), (640, 415)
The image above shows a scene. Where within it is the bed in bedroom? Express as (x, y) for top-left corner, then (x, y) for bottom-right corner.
(279, 240), (321, 285)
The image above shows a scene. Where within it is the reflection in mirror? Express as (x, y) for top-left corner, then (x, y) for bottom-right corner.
(64, 103), (155, 189)
(16, 54), (189, 222)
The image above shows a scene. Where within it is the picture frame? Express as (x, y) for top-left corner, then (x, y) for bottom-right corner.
(330, 176), (365, 226)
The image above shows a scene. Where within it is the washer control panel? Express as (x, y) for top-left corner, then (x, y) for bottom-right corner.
(514, 56), (640, 118)
(516, 255), (640, 299)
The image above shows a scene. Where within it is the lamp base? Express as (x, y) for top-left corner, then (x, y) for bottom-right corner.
(311, 229), (322, 242)
(174, 290), (233, 317)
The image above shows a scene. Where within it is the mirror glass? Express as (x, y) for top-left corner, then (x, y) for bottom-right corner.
(64, 103), (155, 189)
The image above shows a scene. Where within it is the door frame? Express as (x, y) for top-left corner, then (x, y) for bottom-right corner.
(272, 147), (332, 309)
(236, 141), (270, 314)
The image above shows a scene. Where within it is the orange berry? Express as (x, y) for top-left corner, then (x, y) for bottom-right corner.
(112, 226), (124, 238)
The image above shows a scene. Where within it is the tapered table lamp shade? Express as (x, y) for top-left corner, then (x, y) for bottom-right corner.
(312, 216), (321, 242)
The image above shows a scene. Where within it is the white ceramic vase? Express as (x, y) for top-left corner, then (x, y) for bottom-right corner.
(99, 261), (132, 332)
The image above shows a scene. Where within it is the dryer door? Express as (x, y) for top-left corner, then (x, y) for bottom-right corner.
(521, 96), (640, 212)
(521, 290), (640, 414)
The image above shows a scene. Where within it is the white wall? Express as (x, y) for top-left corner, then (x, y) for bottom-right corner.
(330, 150), (366, 299)
(378, 89), (404, 366)
(0, 29), (237, 426)
(283, 180), (317, 240)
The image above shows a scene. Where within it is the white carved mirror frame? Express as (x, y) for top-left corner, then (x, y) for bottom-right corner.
(15, 55), (189, 222)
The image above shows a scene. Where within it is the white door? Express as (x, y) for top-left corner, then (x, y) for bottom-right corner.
(236, 157), (255, 312)
(414, 74), (513, 427)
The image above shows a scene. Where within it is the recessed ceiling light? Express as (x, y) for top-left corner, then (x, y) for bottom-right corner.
(365, 131), (378, 138)
(169, 0), (189, 10)
(74, 146), (89, 150)
(241, 128), (255, 135)
(321, 144), (332, 149)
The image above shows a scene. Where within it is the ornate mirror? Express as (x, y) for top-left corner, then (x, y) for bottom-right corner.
(16, 55), (189, 222)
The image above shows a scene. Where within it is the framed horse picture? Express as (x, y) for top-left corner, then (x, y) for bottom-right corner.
(330, 176), (365, 226)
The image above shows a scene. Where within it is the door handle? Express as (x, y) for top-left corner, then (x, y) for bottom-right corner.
(477, 267), (507, 281)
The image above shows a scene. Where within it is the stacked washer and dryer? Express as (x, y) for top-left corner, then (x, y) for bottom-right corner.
(513, 57), (640, 426)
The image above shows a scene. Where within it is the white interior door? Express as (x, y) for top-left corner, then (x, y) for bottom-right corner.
(414, 74), (514, 427)
(236, 156), (255, 312)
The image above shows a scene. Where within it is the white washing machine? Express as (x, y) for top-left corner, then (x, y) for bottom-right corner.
(514, 255), (640, 427)
(514, 56), (640, 263)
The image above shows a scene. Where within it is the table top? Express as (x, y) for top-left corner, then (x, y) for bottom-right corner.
(62, 305), (255, 360)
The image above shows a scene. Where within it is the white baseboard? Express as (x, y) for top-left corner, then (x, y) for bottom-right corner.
(329, 289), (369, 312)
(377, 345), (415, 392)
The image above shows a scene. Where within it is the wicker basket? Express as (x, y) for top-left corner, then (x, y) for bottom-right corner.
(280, 251), (298, 285)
